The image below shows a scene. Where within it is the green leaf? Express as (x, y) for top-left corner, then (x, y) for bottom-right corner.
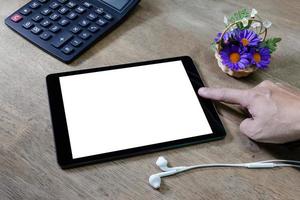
(236, 22), (244, 29)
(260, 37), (282, 53)
(244, 20), (253, 29)
(228, 8), (250, 27)
(210, 41), (217, 51)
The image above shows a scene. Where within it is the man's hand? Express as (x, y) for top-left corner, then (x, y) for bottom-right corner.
(198, 80), (300, 144)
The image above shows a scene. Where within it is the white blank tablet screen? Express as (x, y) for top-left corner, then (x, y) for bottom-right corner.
(59, 61), (213, 159)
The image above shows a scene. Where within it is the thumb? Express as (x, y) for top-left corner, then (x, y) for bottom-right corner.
(239, 118), (261, 139)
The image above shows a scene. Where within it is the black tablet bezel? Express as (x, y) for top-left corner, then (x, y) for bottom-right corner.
(46, 56), (226, 169)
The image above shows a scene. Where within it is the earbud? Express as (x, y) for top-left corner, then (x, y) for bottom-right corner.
(156, 156), (170, 171)
(148, 170), (178, 189)
(156, 156), (186, 171)
(148, 174), (161, 189)
(149, 157), (187, 189)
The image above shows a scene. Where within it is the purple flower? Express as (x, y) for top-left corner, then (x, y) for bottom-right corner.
(214, 31), (236, 44)
(250, 47), (271, 69)
(220, 45), (251, 70)
(214, 32), (222, 42)
(236, 29), (260, 47)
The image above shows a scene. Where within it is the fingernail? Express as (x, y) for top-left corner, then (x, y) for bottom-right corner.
(198, 87), (208, 95)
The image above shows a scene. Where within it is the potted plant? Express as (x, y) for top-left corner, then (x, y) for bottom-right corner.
(212, 8), (281, 78)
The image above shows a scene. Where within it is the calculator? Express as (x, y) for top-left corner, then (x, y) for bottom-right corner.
(5, 0), (140, 63)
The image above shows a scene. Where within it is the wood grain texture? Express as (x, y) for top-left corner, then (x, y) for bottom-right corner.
(1, 0), (300, 199)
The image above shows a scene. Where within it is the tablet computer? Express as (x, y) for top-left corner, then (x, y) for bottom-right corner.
(46, 56), (226, 168)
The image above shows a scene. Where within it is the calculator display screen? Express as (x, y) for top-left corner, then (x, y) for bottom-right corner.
(59, 61), (213, 159)
(99, 0), (130, 10)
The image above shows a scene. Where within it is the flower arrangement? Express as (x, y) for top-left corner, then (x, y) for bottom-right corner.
(212, 8), (281, 78)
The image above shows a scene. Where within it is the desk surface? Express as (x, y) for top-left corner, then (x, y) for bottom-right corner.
(1, 0), (300, 199)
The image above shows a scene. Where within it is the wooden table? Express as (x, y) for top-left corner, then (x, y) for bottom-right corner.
(1, 0), (300, 199)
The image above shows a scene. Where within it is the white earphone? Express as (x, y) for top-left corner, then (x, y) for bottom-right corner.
(149, 156), (300, 189)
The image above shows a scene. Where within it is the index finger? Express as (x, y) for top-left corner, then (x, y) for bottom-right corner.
(198, 87), (250, 107)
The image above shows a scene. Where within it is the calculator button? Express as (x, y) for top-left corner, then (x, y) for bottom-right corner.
(103, 13), (113, 21)
(87, 13), (98, 21)
(40, 19), (52, 27)
(58, 7), (69, 15)
(95, 8), (104, 15)
(66, 12), (78, 20)
(49, 25), (61, 33)
(75, 6), (86, 14)
(88, 24), (99, 33)
(41, 8), (52, 16)
(79, 31), (91, 40)
(70, 25), (81, 34)
(49, 2), (60, 9)
(58, 18), (70, 26)
(10, 14), (23, 22)
(70, 38), (82, 47)
(51, 31), (73, 48)
(32, 14), (43, 22)
(96, 18), (107, 26)
(49, 13), (60, 21)
(29, 2), (41, 9)
(40, 32), (52, 40)
(20, 8), (32, 16)
(66, 1), (77, 8)
(79, 19), (90, 27)
(31, 26), (43, 34)
(61, 45), (74, 54)
(22, 21), (34, 29)
(57, 0), (67, 3)
(38, 0), (48, 3)
(83, 2), (92, 8)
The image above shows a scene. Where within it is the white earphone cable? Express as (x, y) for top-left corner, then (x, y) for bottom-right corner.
(149, 157), (300, 189)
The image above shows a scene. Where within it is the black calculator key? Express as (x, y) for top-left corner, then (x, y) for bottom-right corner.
(58, 7), (69, 15)
(29, 2), (41, 9)
(83, 2), (92, 8)
(88, 24), (99, 33)
(79, 19), (90, 27)
(79, 31), (91, 40)
(57, 0), (67, 3)
(41, 8), (52, 16)
(66, 12), (78, 20)
(31, 26), (43, 34)
(40, 32), (52, 40)
(38, 0), (48, 3)
(66, 2), (77, 8)
(41, 19), (52, 27)
(49, 13), (60, 21)
(87, 13), (98, 21)
(51, 31), (73, 48)
(58, 18), (70, 26)
(20, 8), (31, 15)
(103, 13), (113, 20)
(96, 18), (107, 26)
(95, 8), (104, 15)
(61, 45), (74, 54)
(70, 25), (81, 34)
(22, 21), (34, 29)
(70, 38), (82, 47)
(49, 2), (60, 9)
(75, 6), (86, 14)
(49, 25), (61, 33)
(32, 14), (43, 22)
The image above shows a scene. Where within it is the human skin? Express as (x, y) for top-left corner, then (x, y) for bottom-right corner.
(198, 80), (300, 144)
